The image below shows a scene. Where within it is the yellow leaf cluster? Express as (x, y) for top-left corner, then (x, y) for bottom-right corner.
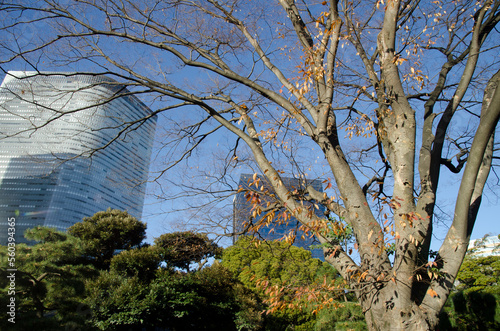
(343, 113), (375, 140)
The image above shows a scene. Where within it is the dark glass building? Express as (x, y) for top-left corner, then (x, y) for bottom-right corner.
(0, 72), (157, 244)
(233, 173), (326, 260)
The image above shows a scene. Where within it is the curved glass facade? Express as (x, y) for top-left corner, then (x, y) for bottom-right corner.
(0, 72), (157, 244)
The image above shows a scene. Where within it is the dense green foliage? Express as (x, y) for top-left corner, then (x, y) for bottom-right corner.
(22, 212), (500, 330)
(455, 255), (500, 294)
(86, 262), (262, 330)
(439, 254), (500, 330)
(110, 245), (162, 280)
(223, 236), (365, 330)
(223, 236), (335, 287)
(155, 231), (223, 272)
(0, 227), (97, 330)
(0, 217), (368, 330)
(68, 208), (147, 268)
(1, 211), (261, 330)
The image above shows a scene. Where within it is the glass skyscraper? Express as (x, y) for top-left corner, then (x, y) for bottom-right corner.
(233, 174), (326, 260)
(0, 71), (157, 244)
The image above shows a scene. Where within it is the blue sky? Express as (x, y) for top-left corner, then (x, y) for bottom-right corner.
(1, 0), (498, 254)
(139, 109), (500, 251)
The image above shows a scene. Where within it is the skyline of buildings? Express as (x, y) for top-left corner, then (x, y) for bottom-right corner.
(0, 71), (157, 244)
(233, 173), (326, 260)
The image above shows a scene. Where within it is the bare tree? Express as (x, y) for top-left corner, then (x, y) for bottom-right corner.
(0, 0), (499, 329)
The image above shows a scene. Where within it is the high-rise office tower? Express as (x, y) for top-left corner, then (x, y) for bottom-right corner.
(233, 174), (326, 260)
(0, 72), (157, 244)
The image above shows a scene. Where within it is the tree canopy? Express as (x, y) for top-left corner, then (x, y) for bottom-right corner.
(0, 227), (97, 330)
(223, 236), (363, 330)
(439, 252), (500, 330)
(154, 231), (223, 272)
(1, 1), (499, 329)
(456, 252), (500, 295)
(1, 218), (262, 330)
(223, 236), (339, 296)
(68, 209), (147, 268)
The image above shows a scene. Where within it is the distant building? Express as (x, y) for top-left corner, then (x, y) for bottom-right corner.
(468, 235), (500, 257)
(233, 173), (326, 260)
(0, 72), (156, 244)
